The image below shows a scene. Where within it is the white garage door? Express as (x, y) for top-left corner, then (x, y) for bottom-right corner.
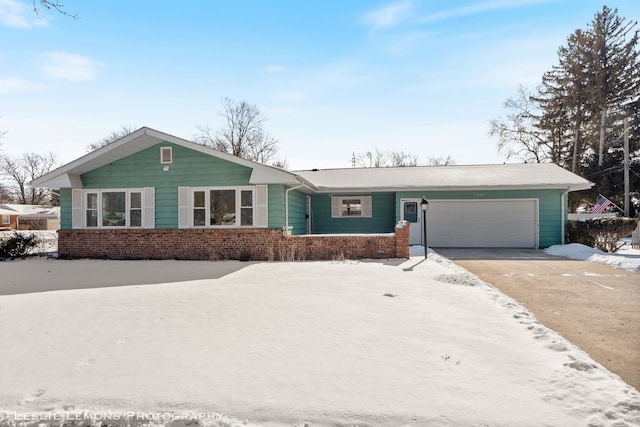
(426, 199), (538, 248)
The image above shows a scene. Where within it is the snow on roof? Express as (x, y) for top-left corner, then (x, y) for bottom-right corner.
(0, 204), (59, 217)
(29, 127), (592, 194)
(295, 163), (593, 192)
(30, 127), (299, 188)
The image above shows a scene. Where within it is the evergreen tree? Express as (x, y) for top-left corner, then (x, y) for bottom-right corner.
(491, 6), (639, 211)
(587, 6), (639, 167)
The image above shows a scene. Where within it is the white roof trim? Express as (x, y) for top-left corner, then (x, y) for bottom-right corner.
(294, 164), (593, 193)
(31, 127), (300, 188)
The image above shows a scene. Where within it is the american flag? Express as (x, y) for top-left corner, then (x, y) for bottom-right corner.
(591, 195), (613, 214)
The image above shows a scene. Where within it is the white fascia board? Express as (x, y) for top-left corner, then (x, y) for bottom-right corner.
(31, 173), (83, 189)
(249, 168), (300, 185)
(308, 184), (594, 194)
(30, 127), (152, 187)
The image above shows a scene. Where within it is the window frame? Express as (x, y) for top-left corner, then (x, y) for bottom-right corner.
(332, 196), (373, 218)
(1, 215), (9, 225)
(83, 188), (145, 229)
(189, 186), (255, 228)
(160, 147), (172, 164)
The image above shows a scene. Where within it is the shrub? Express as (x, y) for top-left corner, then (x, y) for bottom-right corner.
(0, 232), (40, 258)
(566, 217), (638, 253)
(565, 220), (595, 248)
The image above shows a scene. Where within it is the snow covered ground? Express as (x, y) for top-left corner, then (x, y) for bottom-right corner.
(545, 240), (640, 273)
(1, 251), (639, 426)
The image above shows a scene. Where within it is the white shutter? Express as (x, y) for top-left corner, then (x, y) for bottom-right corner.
(362, 196), (372, 218)
(331, 197), (341, 218)
(255, 185), (268, 227)
(143, 187), (155, 229)
(72, 189), (82, 229)
(178, 186), (190, 228)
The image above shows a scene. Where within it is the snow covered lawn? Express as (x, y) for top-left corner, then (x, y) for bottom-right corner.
(1, 254), (639, 426)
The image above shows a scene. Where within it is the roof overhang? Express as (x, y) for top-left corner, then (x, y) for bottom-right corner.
(294, 164), (594, 195)
(306, 184), (594, 194)
(31, 127), (300, 188)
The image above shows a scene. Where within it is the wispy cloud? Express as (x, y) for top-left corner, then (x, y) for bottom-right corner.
(421, 0), (558, 23)
(0, 0), (48, 28)
(264, 65), (285, 73)
(41, 51), (103, 82)
(363, 0), (413, 29)
(0, 76), (37, 94)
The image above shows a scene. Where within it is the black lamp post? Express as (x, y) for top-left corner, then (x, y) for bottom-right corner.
(420, 197), (429, 259)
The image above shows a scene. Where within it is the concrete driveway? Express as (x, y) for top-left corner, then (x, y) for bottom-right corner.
(437, 248), (640, 391)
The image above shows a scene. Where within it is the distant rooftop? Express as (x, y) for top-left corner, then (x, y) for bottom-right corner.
(0, 204), (60, 217)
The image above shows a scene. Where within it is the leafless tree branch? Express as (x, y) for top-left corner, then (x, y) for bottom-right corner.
(32, 0), (78, 18)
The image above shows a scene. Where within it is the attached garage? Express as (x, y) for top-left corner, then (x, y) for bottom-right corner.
(426, 199), (537, 248)
(298, 163), (593, 249)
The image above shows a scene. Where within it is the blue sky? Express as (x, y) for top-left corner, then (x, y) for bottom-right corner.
(1, 0), (639, 170)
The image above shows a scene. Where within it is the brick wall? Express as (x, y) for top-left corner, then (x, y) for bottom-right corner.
(58, 221), (410, 261)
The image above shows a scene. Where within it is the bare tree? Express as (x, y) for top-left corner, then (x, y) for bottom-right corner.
(32, 0), (78, 18)
(353, 149), (438, 167)
(0, 152), (57, 205)
(427, 155), (456, 166)
(489, 86), (549, 163)
(195, 98), (283, 166)
(271, 158), (290, 170)
(389, 151), (419, 167)
(353, 149), (389, 168)
(87, 125), (137, 152)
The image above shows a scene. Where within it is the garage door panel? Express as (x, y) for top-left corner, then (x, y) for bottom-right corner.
(427, 200), (537, 248)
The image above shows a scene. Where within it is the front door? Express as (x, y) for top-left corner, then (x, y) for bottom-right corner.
(401, 199), (423, 245)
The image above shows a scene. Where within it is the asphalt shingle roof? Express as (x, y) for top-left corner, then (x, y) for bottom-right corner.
(295, 163), (592, 192)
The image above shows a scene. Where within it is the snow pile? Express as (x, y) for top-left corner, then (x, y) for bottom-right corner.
(545, 242), (640, 273)
(0, 255), (639, 426)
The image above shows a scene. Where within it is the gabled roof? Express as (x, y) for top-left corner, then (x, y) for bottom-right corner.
(30, 127), (592, 194)
(31, 127), (300, 188)
(295, 163), (593, 192)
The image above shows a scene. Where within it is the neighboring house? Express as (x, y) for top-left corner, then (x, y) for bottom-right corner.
(31, 127), (592, 260)
(0, 204), (60, 231)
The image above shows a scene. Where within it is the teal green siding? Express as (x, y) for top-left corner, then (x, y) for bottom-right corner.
(267, 186), (307, 235)
(59, 188), (72, 230)
(74, 143), (254, 229)
(395, 189), (567, 248)
(311, 193), (396, 234)
(268, 185), (285, 230)
(287, 189), (307, 235)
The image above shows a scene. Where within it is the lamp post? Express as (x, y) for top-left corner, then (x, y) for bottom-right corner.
(420, 197), (429, 259)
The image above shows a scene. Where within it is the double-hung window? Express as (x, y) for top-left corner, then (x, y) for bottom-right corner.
(190, 187), (254, 227)
(84, 189), (144, 228)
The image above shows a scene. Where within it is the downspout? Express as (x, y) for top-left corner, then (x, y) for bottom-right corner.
(285, 183), (305, 235)
(561, 189), (570, 245)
